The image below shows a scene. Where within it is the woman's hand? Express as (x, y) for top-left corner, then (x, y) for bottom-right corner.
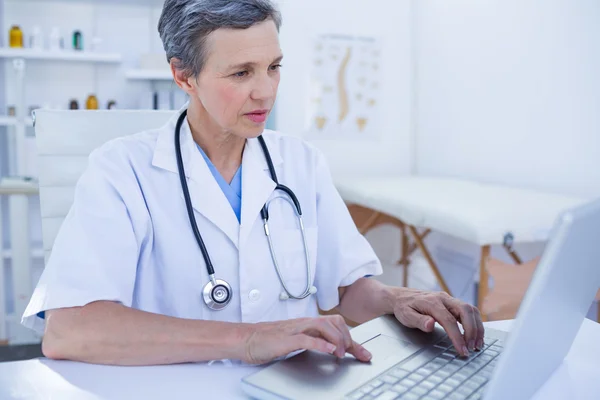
(392, 289), (485, 357)
(242, 315), (372, 365)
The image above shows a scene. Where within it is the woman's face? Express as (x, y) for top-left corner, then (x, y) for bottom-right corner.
(189, 19), (282, 138)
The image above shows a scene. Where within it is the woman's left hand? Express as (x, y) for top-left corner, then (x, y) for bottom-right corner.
(392, 289), (485, 357)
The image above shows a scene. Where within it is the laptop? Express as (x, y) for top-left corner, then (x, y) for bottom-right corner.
(241, 198), (600, 400)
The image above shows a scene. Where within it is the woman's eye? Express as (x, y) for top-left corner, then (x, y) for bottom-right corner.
(270, 64), (282, 71)
(234, 71), (248, 78)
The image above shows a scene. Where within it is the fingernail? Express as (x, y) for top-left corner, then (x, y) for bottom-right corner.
(462, 346), (469, 357)
(362, 348), (372, 360)
(468, 340), (475, 351)
(477, 339), (484, 350)
(328, 344), (337, 354)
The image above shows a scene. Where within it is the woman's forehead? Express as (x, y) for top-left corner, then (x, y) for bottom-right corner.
(205, 20), (281, 67)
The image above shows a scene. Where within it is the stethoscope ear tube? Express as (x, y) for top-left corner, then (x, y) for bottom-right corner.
(174, 110), (216, 277)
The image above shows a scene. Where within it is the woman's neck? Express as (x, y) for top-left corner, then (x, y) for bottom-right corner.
(186, 104), (246, 183)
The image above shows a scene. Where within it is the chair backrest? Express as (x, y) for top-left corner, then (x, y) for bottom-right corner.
(34, 109), (176, 263)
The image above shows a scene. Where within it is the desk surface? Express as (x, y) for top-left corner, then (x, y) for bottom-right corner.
(1, 319), (599, 400)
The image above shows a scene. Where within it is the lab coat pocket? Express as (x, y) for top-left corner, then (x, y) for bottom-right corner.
(271, 226), (319, 319)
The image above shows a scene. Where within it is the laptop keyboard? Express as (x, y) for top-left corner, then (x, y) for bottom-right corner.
(346, 337), (503, 400)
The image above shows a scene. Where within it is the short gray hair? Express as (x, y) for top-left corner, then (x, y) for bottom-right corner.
(158, 0), (282, 78)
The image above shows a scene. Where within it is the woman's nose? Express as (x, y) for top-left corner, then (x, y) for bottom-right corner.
(251, 74), (277, 100)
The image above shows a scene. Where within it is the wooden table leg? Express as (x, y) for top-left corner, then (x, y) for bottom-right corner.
(408, 225), (451, 295)
(479, 245), (491, 322)
(400, 223), (409, 287)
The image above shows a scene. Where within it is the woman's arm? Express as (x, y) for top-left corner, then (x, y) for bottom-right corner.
(42, 301), (249, 365)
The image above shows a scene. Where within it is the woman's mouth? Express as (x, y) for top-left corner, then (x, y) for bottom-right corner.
(245, 110), (268, 123)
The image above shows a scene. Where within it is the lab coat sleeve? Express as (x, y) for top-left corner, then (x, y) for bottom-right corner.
(312, 149), (383, 312)
(21, 142), (148, 334)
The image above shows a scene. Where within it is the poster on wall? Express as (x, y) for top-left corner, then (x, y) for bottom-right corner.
(304, 34), (382, 140)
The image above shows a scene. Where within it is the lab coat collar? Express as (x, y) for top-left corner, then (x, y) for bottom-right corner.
(151, 107), (283, 249)
(239, 136), (281, 246)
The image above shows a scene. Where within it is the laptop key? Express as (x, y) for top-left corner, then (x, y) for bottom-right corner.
(437, 383), (454, 393)
(418, 380), (436, 391)
(389, 368), (410, 379)
(402, 391), (421, 400)
(445, 378), (462, 388)
(456, 385), (475, 397)
(411, 386), (429, 397)
(371, 379), (384, 388)
(471, 375), (488, 386)
(360, 385), (374, 395)
(425, 390), (446, 399)
(400, 378), (417, 387)
(381, 375), (399, 385)
(373, 391), (399, 400)
(347, 392), (365, 400)
(391, 384), (408, 394)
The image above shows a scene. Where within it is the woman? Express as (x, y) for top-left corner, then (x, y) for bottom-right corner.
(23, 0), (483, 366)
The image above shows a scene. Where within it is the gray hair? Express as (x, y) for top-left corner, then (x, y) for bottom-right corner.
(158, 0), (282, 78)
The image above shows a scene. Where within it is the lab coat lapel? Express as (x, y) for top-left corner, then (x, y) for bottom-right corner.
(239, 136), (281, 246)
(152, 113), (240, 248)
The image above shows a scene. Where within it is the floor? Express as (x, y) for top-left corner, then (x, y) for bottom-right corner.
(0, 343), (43, 363)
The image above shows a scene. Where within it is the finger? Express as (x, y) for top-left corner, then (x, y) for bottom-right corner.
(426, 305), (468, 357)
(473, 306), (485, 350)
(328, 316), (372, 362)
(329, 316), (353, 355)
(289, 334), (337, 356)
(348, 339), (372, 363)
(395, 306), (436, 332)
(302, 318), (347, 358)
(443, 298), (478, 352)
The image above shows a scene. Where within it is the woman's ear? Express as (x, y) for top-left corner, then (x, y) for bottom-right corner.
(170, 58), (197, 96)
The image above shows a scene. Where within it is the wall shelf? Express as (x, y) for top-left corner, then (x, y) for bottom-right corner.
(0, 48), (122, 63)
(125, 69), (173, 81)
(0, 116), (34, 127)
(1, 248), (44, 259)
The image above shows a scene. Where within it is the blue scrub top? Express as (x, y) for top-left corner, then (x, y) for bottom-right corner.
(196, 143), (242, 223)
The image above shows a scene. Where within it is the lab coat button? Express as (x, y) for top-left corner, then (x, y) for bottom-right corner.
(249, 289), (261, 302)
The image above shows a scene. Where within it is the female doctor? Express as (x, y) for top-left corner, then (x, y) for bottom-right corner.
(23, 0), (484, 365)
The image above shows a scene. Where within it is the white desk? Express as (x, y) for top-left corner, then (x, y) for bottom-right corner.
(1, 319), (599, 400)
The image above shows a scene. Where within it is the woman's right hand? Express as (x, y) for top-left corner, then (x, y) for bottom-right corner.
(241, 315), (373, 365)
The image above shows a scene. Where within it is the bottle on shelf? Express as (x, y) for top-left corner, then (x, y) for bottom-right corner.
(86, 95), (98, 110)
(73, 30), (83, 51)
(29, 26), (44, 50)
(9, 25), (24, 48)
(69, 99), (79, 110)
(49, 27), (63, 51)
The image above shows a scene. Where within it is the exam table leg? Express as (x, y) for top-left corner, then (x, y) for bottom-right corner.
(479, 245), (491, 322)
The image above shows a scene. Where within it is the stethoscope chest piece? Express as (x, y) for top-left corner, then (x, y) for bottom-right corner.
(203, 278), (233, 310)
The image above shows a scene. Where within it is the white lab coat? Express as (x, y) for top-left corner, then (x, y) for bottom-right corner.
(22, 110), (382, 334)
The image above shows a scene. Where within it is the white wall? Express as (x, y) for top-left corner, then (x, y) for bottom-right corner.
(415, 0), (600, 198)
(276, 0), (414, 178)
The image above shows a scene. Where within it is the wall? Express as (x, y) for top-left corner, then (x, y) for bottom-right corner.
(275, 0), (414, 178)
(414, 0), (600, 198)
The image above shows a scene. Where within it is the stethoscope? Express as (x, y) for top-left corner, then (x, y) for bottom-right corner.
(174, 110), (317, 311)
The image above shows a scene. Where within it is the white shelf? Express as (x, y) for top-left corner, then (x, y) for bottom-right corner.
(125, 69), (173, 81)
(0, 48), (122, 63)
(0, 116), (33, 127)
(1, 248), (44, 259)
